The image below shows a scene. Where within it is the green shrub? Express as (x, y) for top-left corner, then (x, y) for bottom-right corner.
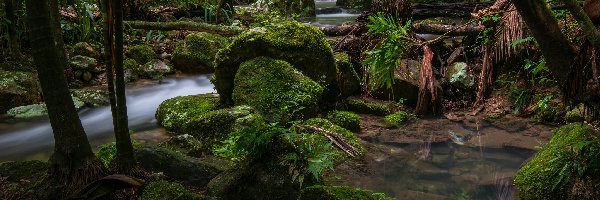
(326, 110), (361, 132)
(138, 180), (202, 200)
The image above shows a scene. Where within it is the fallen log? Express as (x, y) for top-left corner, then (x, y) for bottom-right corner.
(295, 124), (360, 157)
(123, 21), (244, 37)
(411, 2), (494, 19)
(411, 23), (483, 36)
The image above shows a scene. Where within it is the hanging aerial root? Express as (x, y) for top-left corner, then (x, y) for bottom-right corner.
(474, 45), (493, 111)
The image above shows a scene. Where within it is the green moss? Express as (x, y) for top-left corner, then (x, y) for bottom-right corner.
(155, 93), (219, 131)
(346, 97), (392, 116)
(138, 180), (202, 200)
(172, 32), (229, 73)
(73, 42), (99, 58)
(129, 44), (156, 64)
(514, 123), (600, 200)
(301, 118), (364, 159)
(565, 104), (593, 122)
(68, 55), (97, 70)
(233, 57), (323, 124)
(0, 160), (48, 182)
(384, 111), (416, 127)
(298, 185), (393, 200)
(334, 52), (360, 97)
(257, 0), (316, 17)
(71, 89), (108, 107)
(159, 134), (205, 157)
(7, 96), (84, 119)
(326, 110), (361, 132)
(214, 21), (336, 106)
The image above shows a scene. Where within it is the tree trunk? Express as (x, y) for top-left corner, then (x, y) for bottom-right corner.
(26, 0), (103, 196)
(112, 0), (136, 172)
(512, 0), (576, 85)
(564, 0), (600, 51)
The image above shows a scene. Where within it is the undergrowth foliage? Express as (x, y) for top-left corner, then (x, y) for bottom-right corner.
(363, 12), (415, 91)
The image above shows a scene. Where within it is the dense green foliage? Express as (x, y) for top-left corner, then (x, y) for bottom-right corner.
(363, 12), (415, 91)
(233, 57), (323, 124)
(514, 123), (600, 199)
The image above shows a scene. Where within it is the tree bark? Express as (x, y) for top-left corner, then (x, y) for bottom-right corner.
(124, 21), (243, 36)
(411, 2), (493, 19)
(112, 0), (136, 172)
(564, 0), (600, 51)
(26, 0), (103, 196)
(4, 0), (19, 57)
(512, 0), (576, 85)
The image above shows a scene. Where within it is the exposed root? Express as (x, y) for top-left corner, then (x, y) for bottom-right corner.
(415, 45), (440, 115)
(46, 159), (106, 198)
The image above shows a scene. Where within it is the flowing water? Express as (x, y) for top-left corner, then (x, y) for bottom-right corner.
(0, 74), (215, 161)
(305, 0), (361, 26)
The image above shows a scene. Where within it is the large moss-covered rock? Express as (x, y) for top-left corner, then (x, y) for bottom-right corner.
(71, 89), (108, 107)
(73, 42), (100, 58)
(214, 21), (336, 106)
(129, 44), (156, 65)
(135, 148), (225, 185)
(138, 180), (203, 200)
(298, 185), (393, 200)
(155, 93), (219, 131)
(384, 110), (416, 128)
(514, 123), (600, 200)
(156, 95), (262, 147)
(0, 70), (40, 113)
(172, 32), (229, 73)
(253, 0), (315, 17)
(334, 52), (360, 98)
(233, 57), (323, 124)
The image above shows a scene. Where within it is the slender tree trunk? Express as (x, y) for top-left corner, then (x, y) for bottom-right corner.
(512, 0), (576, 85)
(112, 0), (136, 172)
(26, 0), (103, 196)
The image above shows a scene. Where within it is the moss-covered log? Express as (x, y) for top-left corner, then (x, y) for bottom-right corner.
(124, 21), (244, 36)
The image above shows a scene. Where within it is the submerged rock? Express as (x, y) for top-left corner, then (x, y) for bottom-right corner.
(214, 21), (336, 106)
(233, 57), (323, 124)
(514, 123), (600, 200)
(0, 70), (40, 113)
(172, 32), (229, 73)
(134, 148), (225, 185)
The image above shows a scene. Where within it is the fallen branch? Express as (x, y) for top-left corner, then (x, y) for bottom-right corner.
(123, 21), (244, 37)
(295, 124), (360, 157)
(412, 23), (483, 35)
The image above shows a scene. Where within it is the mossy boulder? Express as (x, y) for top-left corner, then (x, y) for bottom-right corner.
(156, 95), (262, 148)
(346, 97), (392, 116)
(68, 55), (99, 82)
(0, 70), (40, 113)
(159, 134), (205, 157)
(298, 185), (393, 200)
(253, 0), (315, 17)
(326, 110), (361, 132)
(73, 42), (100, 58)
(233, 57), (323, 124)
(7, 96), (85, 119)
(135, 148), (225, 185)
(172, 32), (230, 73)
(214, 21), (336, 106)
(334, 52), (360, 98)
(129, 44), (156, 65)
(0, 160), (48, 182)
(370, 59), (420, 106)
(71, 89), (108, 107)
(155, 93), (220, 131)
(138, 180), (203, 200)
(140, 59), (174, 80)
(384, 110), (416, 127)
(514, 123), (600, 200)
(564, 104), (593, 122)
